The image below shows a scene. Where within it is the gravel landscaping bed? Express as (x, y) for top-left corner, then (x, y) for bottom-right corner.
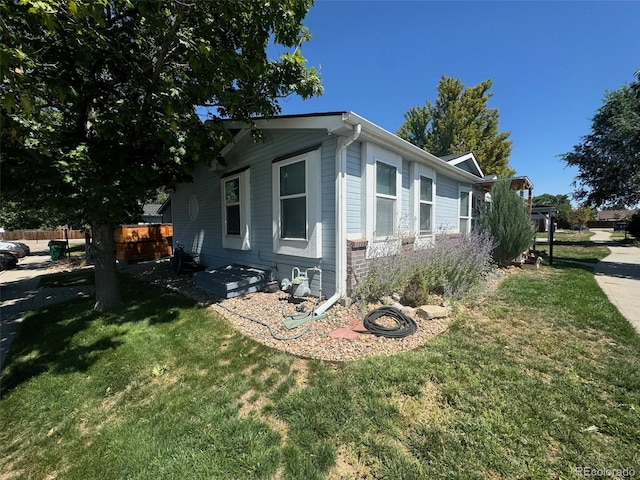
(124, 260), (451, 362)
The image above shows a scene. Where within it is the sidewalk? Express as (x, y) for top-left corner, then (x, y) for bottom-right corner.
(590, 229), (640, 335)
(0, 241), (94, 371)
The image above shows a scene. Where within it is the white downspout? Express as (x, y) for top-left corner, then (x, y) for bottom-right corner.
(315, 123), (362, 315)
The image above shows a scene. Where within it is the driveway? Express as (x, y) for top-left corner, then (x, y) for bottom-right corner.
(590, 229), (640, 335)
(0, 240), (94, 370)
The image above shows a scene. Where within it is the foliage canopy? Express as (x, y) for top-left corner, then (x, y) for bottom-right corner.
(398, 75), (514, 178)
(561, 72), (640, 208)
(1, 0), (322, 309)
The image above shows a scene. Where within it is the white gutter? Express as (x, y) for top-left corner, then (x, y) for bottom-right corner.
(340, 111), (484, 182)
(315, 123), (362, 315)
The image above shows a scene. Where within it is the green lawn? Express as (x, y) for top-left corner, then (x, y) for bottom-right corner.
(534, 229), (610, 264)
(1, 265), (639, 478)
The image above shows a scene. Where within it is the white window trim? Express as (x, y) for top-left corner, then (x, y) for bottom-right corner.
(364, 143), (402, 258)
(459, 187), (472, 233)
(221, 168), (251, 250)
(471, 192), (481, 231)
(272, 148), (322, 258)
(412, 163), (436, 238)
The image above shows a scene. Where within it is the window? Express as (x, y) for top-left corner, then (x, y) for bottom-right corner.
(471, 193), (481, 230)
(221, 168), (251, 250)
(411, 163), (436, 241)
(459, 190), (470, 233)
(364, 143), (402, 257)
(224, 178), (241, 235)
(419, 175), (433, 234)
(279, 160), (306, 239)
(272, 148), (322, 258)
(376, 161), (397, 237)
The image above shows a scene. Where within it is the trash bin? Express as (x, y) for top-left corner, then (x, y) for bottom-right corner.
(48, 240), (67, 261)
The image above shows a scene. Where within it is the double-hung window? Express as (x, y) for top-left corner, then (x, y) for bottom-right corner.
(459, 190), (471, 233)
(419, 175), (434, 235)
(272, 147), (322, 258)
(364, 143), (402, 256)
(279, 159), (307, 240)
(221, 168), (251, 250)
(375, 161), (397, 238)
(471, 193), (481, 230)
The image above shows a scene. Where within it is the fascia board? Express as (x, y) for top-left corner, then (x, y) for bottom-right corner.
(445, 153), (485, 178)
(221, 111), (483, 183)
(224, 114), (346, 133)
(219, 128), (249, 158)
(340, 112), (483, 183)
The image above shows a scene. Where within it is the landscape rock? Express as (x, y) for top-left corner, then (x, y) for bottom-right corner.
(416, 305), (449, 320)
(391, 301), (415, 318)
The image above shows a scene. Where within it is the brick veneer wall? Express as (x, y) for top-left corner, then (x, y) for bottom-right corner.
(346, 239), (368, 296)
(401, 235), (416, 254)
(346, 236), (417, 296)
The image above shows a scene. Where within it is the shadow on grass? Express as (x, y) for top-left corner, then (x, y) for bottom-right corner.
(536, 250), (601, 266)
(0, 274), (195, 396)
(39, 269), (95, 288)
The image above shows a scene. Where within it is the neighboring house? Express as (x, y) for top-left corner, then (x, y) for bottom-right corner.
(596, 209), (638, 223)
(169, 111), (488, 311)
(158, 197), (173, 224)
(141, 204), (163, 224)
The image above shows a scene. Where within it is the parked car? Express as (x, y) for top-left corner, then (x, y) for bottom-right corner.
(570, 224), (589, 231)
(12, 242), (30, 255)
(0, 251), (18, 270)
(614, 221), (627, 232)
(0, 241), (27, 258)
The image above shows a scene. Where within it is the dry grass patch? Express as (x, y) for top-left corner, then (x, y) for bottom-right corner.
(327, 444), (377, 480)
(393, 381), (447, 427)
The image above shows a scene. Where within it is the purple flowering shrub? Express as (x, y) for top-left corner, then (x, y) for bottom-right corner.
(402, 231), (497, 305)
(356, 231), (496, 305)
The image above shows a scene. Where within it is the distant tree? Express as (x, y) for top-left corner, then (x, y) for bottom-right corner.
(532, 193), (572, 228)
(397, 105), (429, 150)
(568, 206), (595, 230)
(601, 203), (630, 211)
(561, 71), (640, 208)
(0, 198), (53, 230)
(1, 0), (322, 311)
(479, 179), (535, 266)
(398, 75), (515, 178)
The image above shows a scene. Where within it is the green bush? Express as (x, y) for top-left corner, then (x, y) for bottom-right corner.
(479, 178), (535, 266)
(628, 212), (640, 239)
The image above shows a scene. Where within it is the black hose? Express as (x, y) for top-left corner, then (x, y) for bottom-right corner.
(216, 302), (313, 341)
(361, 306), (417, 338)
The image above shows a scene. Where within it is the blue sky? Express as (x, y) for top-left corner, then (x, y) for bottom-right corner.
(273, 0), (639, 203)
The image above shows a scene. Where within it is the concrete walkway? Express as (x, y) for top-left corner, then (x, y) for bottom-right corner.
(0, 241), (94, 371)
(590, 229), (640, 335)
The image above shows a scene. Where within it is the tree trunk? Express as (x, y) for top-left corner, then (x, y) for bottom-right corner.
(91, 222), (122, 312)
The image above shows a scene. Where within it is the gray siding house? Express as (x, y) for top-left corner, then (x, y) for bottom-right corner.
(169, 112), (486, 312)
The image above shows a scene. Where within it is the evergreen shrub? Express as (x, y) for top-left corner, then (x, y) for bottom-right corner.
(479, 178), (535, 266)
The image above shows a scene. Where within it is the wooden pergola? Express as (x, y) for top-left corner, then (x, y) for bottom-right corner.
(476, 176), (534, 216)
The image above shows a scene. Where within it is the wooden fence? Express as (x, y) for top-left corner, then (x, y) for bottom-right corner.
(587, 221), (622, 229)
(1, 229), (86, 241)
(114, 224), (173, 262)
